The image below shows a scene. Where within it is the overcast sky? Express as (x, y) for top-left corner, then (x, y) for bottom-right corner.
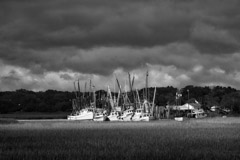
(1, 0), (240, 91)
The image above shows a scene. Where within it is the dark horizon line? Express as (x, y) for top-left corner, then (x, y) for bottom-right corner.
(0, 85), (238, 93)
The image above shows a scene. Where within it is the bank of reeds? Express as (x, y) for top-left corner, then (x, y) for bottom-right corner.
(0, 118), (240, 160)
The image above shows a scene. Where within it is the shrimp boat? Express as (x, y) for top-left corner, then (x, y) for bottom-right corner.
(132, 85), (157, 121)
(68, 107), (106, 121)
(131, 103), (155, 121)
(131, 108), (144, 121)
(120, 107), (134, 121)
(174, 117), (184, 121)
(108, 110), (121, 121)
(67, 108), (94, 120)
(105, 84), (123, 121)
(139, 113), (155, 121)
(67, 79), (99, 121)
(93, 108), (107, 121)
(191, 109), (207, 118)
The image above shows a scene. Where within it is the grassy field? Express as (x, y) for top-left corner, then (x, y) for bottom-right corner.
(0, 112), (70, 119)
(0, 118), (240, 160)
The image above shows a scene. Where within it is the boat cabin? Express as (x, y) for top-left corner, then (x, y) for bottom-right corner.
(136, 109), (143, 113)
(111, 111), (119, 116)
(140, 113), (152, 118)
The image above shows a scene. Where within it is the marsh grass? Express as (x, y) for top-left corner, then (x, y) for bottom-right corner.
(0, 118), (18, 124)
(0, 112), (69, 119)
(0, 118), (240, 160)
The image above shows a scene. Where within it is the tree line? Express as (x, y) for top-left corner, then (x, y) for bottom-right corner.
(0, 85), (240, 114)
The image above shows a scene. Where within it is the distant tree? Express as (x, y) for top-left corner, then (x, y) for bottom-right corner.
(0, 86), (239, 114)
(0, 100), (15, 113)
(220, 92), (240, 113)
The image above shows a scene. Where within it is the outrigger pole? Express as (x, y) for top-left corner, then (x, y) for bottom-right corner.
(145, 70), (149, 101)
(89, 79), (92, 105)
(152, 86), (157, 114)
(116, 76), (123, 110)
(73, 81), (78, 99)
(117, 89), (121, 107)
(92, 84), (96, 119)
(107, 85), (114, 110)
(128, 72), (133, 94)
(83, 81), (87, 107)
(128, 72), (136, 110)
(77, 79), (82, 109)
(83, 82), (87, 98)
(136, 89), (141, 109)
(92, 85), (96, 108)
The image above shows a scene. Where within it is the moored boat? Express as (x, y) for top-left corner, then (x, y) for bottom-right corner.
(120, 108), (134, 121)
(67, 108), (94, 120)
(132, 109), (155, 121)
(191, 109), (207, 118)
(68, 79), (99, 121)
(93, 109), (107, 121)
(174, 117), (184, 121)
(138, 112), (155, 121)
(108, 110), (121, 121)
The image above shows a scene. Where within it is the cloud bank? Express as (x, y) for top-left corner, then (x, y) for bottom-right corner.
(0, 0), (240, 91)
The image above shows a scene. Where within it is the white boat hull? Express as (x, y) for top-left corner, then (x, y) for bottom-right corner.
(131, 116), (141, 121)
(195, 114), (207, 119)
(93, 116), (104, 121)
(67, 112), (94, 120)
(120, 109), (134, 121)
(132, 111), (154, 121)
(175, 117), (183, 121)
(120, 113), (133, 121)
(132, 115), (154, 121)
(108, 116), (120, 121)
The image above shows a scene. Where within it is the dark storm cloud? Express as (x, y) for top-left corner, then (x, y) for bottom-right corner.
(1, 0), (240, 50)
(0, 0), (190, 49)
(1, 0), (239, 50)
(1, 0), (240, 90)
(60, 73), (73, 81)
(190, 21), (240, 53)
(2, 70), (20, 82)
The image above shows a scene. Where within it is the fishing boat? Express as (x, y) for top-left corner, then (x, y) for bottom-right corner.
(191, 109), (207, 118)
(105, 84), (124, 121)
(120, 108), (134, 121)
(174, 117), (184, 121)
(131, 108), (154, 121)
(108, 110), (121, 121)
(131, 108), (144, 121)
(68, 79), (99, 121)
(67, 108), (94, 120)
(139, 113), (155, 121)
(93, 112), (104, 121)
(93, 109), (107, 121)
(131, 106), (155, 121)
(132, 83), (157, 121)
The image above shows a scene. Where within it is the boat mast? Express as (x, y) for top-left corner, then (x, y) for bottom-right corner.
(73, 81), (78, 99)
(145, 70), (149, 101)
(89, 79), (92, 106)
(113, 78), (116, 105)
(116, 76), (123, 110)
(136, 89), (141, 109)
(128, 72), (136, 110)
(117, 89), (120, 107)
(83, 81), (87, 107)
(92, 84), (96, 119)
(128, 72), (133, 105)
(77, 79), (81, 109)
(152, 86), (157, 114)
(93, 85), (96, 108)
(131, 74), (136, 109)
(108, 85), (114, 110)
